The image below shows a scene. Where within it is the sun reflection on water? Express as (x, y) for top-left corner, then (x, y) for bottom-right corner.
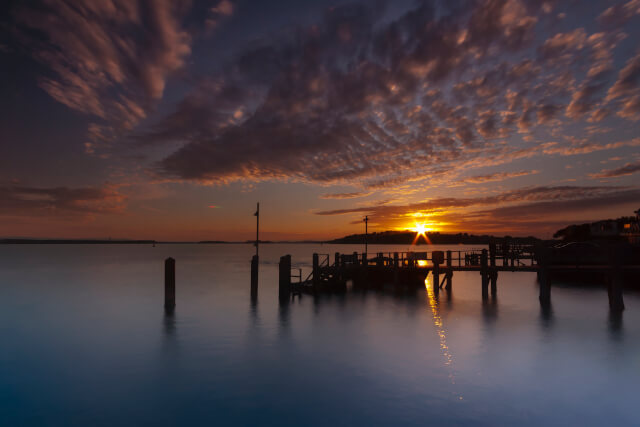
(425, 274), (462, 399)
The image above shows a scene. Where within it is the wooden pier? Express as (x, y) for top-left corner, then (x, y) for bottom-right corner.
(279, 244), (639, 312)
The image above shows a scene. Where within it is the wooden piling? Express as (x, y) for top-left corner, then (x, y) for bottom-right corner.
(446, 250), (452, 290)
(481, 249), (489, 300)
(279, 255), (291, 301)
(251, 255), (259, 295)
(335, 252), (341, 283)
(490, 271), (498, 297)
(433, 261), (440, 295)
(353, 252), (359, 266)
(312, 253), (319, 291)
(608, 246), (625, 312)
(165, 257), (176, 309)
(489, 244), (497, 296)
(538, 246), (551, 306)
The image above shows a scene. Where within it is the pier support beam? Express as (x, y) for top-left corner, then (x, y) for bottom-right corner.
(608, 247), (625, 312)
(481, 249), (489, 300)
(432, 251), (444, 295)
(251, 255), (259, 297)
(490, 271), (498, 297)
(312, 253), (319, 291)
(489, 244), (497, 296)
(165, 257), (176, 311)
(279, 255), (291, 301)
(446, 250), (452, 290)
(538, 246), (551, 306)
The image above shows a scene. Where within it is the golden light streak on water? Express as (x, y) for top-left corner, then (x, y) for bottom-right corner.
(425, 274), (463, 400)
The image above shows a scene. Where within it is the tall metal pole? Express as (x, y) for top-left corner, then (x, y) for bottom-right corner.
(364, 215), (368, 254)
(255, 202), (260, 257)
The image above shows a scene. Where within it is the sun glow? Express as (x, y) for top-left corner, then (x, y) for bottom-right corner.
(410, 222), (433, 245)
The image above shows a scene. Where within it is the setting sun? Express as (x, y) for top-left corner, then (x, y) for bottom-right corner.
(411, 222), (433, 245)
(413, 223), (429, 235)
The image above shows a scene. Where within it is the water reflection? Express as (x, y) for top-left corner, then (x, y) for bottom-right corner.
(539, 302), (554, 331)
(278, 298), (291, 337)
(481, 296), (498, 327)
(425, 275), (458, 383)
(163, 307), (176, 338)
(608, 311), (623, 339)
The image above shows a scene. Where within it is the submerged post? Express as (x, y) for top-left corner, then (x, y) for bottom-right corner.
(489, 243), (497, 296)
(251, 255), (259, 295)
(312, 253), (319, 290)
(432, 251), (443, 295)
(279, 255), (291, 301)
(446, 250), (452, 290)
(165, 257), (176, 310)
(481, 249), (489, 300)
(538, 246), (551, 306)
(608, 246), (625, 312)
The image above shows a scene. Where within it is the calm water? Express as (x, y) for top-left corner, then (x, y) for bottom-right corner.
(1, 243), (639, 426)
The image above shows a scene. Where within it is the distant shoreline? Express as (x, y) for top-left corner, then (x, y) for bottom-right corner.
(0, 232), (543, 245)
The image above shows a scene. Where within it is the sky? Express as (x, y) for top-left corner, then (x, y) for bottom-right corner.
(1, 0), (640, 241)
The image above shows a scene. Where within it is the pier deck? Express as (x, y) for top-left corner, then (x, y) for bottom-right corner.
(277, 244), (638, 312)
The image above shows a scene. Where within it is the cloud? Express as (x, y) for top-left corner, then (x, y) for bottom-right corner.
(598, 0), (640, 27)
(14, 0), (193, 146)
(542, 137), (640, 156)
(131, 0), (640, 191)
(320, 191), (373, 200)
(454, 170), (539, 185)
(590, 161), (640, 178)
(606, 53), (640, 101)
(0, 185), (126, 217)
(314, 185), (640, 235)
(206, 0), (234, 32)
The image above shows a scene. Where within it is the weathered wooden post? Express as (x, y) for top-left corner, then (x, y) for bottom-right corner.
(165, 257), (176, 310)
(334, 252), (341, 283)
(481, 249), (489, 300)
(407, 251), (414, 268)
(251, 255), (259, 296)
(608, 246), (625, 312)
(446, 250), (452, 290)
(279, 255), (291, 301)
(489, 243), (497, 296)
(432, 251), (444, 295)
(312, 253), (320, 291)
(538, 246), (551, 306)
(353, 252), (359, 266)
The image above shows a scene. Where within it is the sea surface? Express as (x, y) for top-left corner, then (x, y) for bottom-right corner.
(1, 243), (639, 426)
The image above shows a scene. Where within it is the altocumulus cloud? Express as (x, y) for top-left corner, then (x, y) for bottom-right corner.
(143, 0), (640, 189)
(0, 185), (126, 217)
(14, 0), (194, 150)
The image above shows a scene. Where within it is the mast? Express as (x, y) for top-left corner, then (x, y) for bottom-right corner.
(254, 203), (260, 257)
(364, 215), (368, 254)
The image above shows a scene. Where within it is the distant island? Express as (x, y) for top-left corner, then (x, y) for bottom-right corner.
(554, 209), (640, 242)
(327, 231), (541, 245)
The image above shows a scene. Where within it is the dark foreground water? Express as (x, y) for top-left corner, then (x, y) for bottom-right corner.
(1, 243), (639, 426)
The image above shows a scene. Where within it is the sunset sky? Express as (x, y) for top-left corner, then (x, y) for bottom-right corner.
(1, 0), (640, 241)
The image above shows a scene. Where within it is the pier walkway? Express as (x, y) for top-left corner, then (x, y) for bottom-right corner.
(277, 244), (639, 312)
